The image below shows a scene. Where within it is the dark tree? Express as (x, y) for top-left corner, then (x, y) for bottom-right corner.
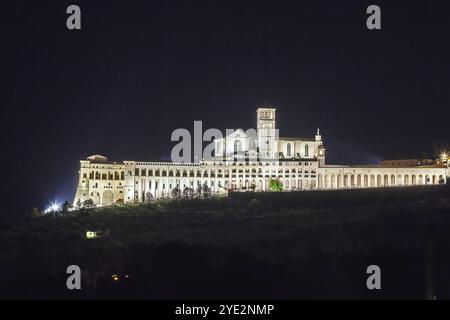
(83, 199), (95, 208)
(183, 187), (194, 200)
(195, 185), (203, 198)
(171, 187), (181, 199)
(145, 192), (154, 203)
(61, 201), (71, 214)
(202, 183), (212, 198)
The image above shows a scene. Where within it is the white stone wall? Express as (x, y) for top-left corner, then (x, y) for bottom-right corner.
(316, 166), (447, 189)
(74, 158), (448, 206)
(73, 161), (125, 206)
(72, 107), (447, 206)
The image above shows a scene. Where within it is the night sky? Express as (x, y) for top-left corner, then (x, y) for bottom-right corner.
(2, 0), (449, 212)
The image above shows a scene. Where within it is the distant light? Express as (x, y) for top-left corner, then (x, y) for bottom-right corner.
(86, 231), (98, 239)
(44, 201), (61, 213)
(440, 151), (448, 162)
(112, 274), (119, 281)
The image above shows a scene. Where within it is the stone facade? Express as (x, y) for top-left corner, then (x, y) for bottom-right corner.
(73, 108), (448, 206)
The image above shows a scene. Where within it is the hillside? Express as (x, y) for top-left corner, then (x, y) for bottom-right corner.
(1, 185), (449, 299)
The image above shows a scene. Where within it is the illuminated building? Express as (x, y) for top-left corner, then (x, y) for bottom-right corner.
(73, 108), (448, 206)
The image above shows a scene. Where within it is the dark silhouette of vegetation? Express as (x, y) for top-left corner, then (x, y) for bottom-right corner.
(83, 199), (95, 208)
(183, 187), (194, 200)
(202, 183), (212, 198)
(171, 186), (181, 199)
(0, 184), (449, 299)
(145, 192), (154, 203)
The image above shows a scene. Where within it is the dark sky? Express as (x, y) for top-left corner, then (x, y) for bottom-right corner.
(2, 0), (449, 212)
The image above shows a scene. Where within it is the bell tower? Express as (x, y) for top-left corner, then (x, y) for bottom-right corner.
(257, 107), (277, 160)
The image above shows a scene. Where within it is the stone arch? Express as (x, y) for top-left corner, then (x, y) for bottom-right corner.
(384, 174), (389, 186)
(376, 175), (382, 187)
(331, 175), (336, 189)
(344, 175), (349, 188)
(390, 174), (396, 186)
(370, 175), (375, 187)
(411, 175), (416, 185)
(418, 174), (423, 184)
(404, 175), (409, 186)
(102, 190), (114, 205)
(337, 175), (342, 188)
(234, 140), (241, 154)
(432, 175), (437, 184)
(286, 143), (292, 157)
(364, 175), (369, 187)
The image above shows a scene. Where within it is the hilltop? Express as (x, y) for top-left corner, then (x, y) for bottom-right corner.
(0, 185), (449, 299)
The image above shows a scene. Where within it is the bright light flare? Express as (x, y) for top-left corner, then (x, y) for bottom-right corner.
(44, 201), (61, 213)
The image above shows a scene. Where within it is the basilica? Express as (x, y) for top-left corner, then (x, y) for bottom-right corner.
(73, 107), (449, 206)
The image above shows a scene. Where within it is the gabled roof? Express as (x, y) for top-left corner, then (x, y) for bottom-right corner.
(87, 154), (108, 161)
(279, 137), (314, 141)
(225, 129), (249, 138)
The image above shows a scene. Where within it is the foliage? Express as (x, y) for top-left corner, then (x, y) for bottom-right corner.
(145, 192), (154, 203)
(61, 201), (71, 214)
(83, 199), (95, 208)
(269, 179), (283, 191)
(183, 187), (194, 200)
(195, 186), (203, 198)
(202, 183), (212, 198)
(171, 186), (181, 199)
(1, 184), (450, 299)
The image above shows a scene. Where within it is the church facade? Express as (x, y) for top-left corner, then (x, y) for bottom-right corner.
(73, 107), (449, 206)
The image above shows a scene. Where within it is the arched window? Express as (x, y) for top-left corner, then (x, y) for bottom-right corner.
(305, 144), (309, 157)
(287, 144), (292, 157)
(234, 140), (241, 154)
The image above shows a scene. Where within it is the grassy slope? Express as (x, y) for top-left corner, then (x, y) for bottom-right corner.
(0, 185), (449, 299)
